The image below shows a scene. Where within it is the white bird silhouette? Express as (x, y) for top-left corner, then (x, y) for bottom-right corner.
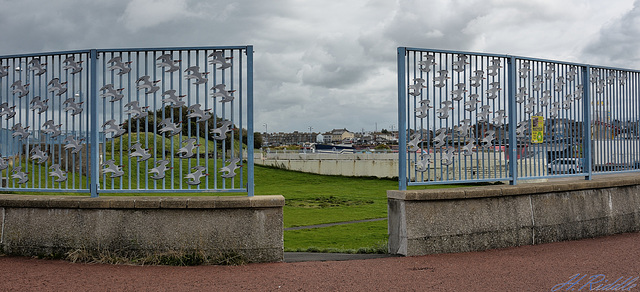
(220, 157), (242, 178)
(185, 66), (209, 85)
(408, 134), (421, 151)
(416, 153), (432, 172)
(0, 63), (8, 78)
(524, 102), (536, 114)
(185, 165), (208, 185)
(107, 56), (132, 75)
(102, 119), (126, 138)
(590, 68), (600, 83)
(437, 100), (454, 119)
(157, 119), (182, 136)
(549, 102), (561, 118)
(136, 76), (160, 94)
(532, 75), (544, 91)
(408, 78), (426, 96)
(99, 84), (125, 102)
(477, 105), (492, 122)
(30, 96), (49, 114)
(492, 110), (507, 127)
(554, 76), (565, 92)
(161, 90), (186, 108)
(607, 72), (617, 85)
(11, 80), (29, 98)
(0, 157), (8, 171)
(0, 102), (16, 120)
(450, 83), (466, 101)
(485, 82), (501, 99)
(11, 169), (29, 184)
(566, 67), (577, 82)
(464, 94), (480, 111)
(208, 51), (233, 70)
(124, 101), (149, 119)
(481, 130), (495, 147)
(210, 83), (235, 103)
(177, 138), (200, 159)
(63, 136), (84, 154)
(574, 85), (584, 100)
(460, 141), (475, 156)
(619, 73), (628, 86)
(433, 128), (447, 148)
(28, 58), (47, 76)
(487, 59), (502, 76)
(102, 160), (124, 178)
(516, 121), (529, 138)
(433, 70), (449, 88)
(158, 118), (182, 137)
(48, 78), (68, 96)
(544, 64), (555, 79)
(516, 87), (528, 104)
(49, 164), (68, 182)
(63, 97), (84, 116)
(415, 99), (432, 118)
(12, 123), (30, 140)
(210, 120), (234, 140)
(186, 104), (212, 122)
(149, 160), (172, 180)
(456, 119), (471, 136)
(156, 54), (181, 73)
(418, 54), (436, 72)
(540, 90), (552, 107)
(63, 56), (83, 74)
(452, 54), (468, 72)
(441, 147), (455, 166)
(42, 120), (62, 138)
(469, 70), (485, 87)
(562, 97), (572, 110)
(30, 146), (48, 164)
(129, 142), (152, 162)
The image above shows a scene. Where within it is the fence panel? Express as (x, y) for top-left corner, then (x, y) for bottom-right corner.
(398, 47), (640, 189)
(0, 46), (254, 196)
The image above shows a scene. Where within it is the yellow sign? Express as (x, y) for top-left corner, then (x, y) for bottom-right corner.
(531, 116), (544, 143)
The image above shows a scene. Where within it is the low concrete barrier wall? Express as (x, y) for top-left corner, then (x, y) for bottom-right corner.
(387, 174), (640, 256)
(0, 195), (284, 263)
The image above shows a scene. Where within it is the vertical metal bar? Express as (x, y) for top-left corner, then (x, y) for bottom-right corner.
(507, 56), (518, 184)
(246, 46), (255, 196)
(398, 47), (407, 190)
(583, 65), (592, 179)
(89, 49), (99, 197)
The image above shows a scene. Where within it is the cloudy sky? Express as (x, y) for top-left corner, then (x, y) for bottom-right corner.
(1, 0), (639, 134)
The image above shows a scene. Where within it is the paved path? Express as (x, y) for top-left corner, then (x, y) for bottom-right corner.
(1, 232), (638, 291)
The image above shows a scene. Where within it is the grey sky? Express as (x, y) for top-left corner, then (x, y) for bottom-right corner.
(0, 0), (638, 133)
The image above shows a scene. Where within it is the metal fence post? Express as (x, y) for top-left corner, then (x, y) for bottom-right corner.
(397, 47), (407, 190)
(507, 56), (518, 185)
(89, 49), (99, 197)
(583, 65), (593, 180)
(246, 45), (255, 197)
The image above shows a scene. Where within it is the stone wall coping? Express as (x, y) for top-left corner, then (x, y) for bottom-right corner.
(388, 173), (640, 201)
(0, 195), (285, 209)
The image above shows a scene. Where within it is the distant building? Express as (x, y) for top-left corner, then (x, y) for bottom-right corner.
(328, 128), (355, 144)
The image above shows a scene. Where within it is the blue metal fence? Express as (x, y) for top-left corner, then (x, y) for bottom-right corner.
(398, 47), (640, 189)
(0, 46), (254, 197)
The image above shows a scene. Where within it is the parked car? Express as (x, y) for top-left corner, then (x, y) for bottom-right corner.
(547, 158), (584, 174)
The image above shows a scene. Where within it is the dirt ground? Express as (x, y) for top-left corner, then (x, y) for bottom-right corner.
(1, 232), (639, 291)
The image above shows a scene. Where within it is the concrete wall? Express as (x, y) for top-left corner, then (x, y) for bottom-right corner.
(0, 195), (284, 263)
(387, 174), (640, 256)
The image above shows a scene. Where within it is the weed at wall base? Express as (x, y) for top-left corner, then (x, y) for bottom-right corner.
(64, 247), (248, 266)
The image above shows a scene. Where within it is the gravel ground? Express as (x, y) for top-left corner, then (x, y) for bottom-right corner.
(1, 232), (639, 291)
